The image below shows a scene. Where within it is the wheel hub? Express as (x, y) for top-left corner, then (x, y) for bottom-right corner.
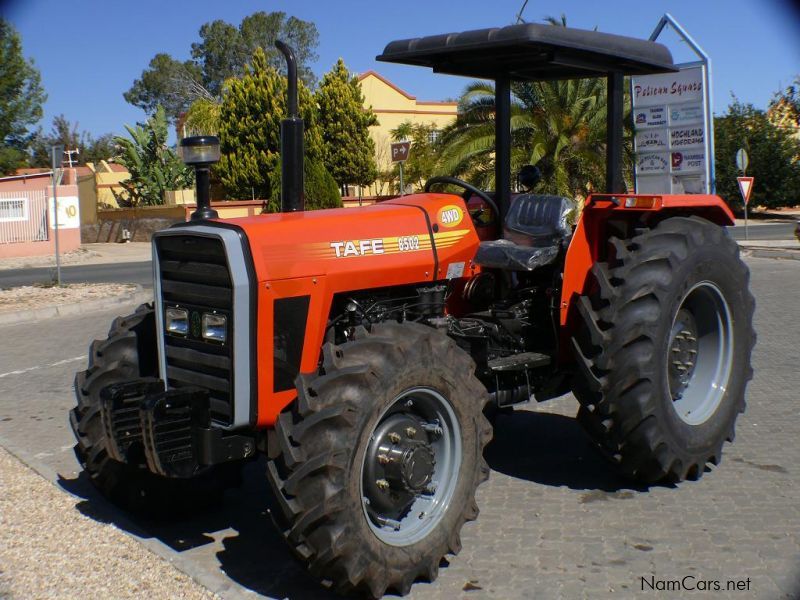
(666, 281), (734, 426)
(668, 308), (699, 400)
(363, 413), (436, 517)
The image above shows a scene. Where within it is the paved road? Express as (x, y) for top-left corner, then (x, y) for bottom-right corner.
(0, 261), (153, 289)
(0, 256), (798, 599)
(730, 222), (795, 241)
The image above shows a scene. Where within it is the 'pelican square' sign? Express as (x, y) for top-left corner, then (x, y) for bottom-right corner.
(631, 66), (710, 194)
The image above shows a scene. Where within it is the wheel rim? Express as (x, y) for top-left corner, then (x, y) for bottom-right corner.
(667, 281), (734, 425)
(360, 387), (462, 546)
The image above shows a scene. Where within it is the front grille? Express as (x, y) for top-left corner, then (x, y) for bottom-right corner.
(156, 234), (234, 424)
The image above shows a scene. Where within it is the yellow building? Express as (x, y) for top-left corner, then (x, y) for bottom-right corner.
(358, 71), (458, 195)
(76, 161), (131, 224)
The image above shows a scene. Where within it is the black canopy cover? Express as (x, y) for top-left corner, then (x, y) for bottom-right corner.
(377, 23), (675, 80)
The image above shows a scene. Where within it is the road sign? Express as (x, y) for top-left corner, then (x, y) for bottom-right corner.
(391, 141), (411, 163)
(737, 176), (754, 205)
(736, 148), (749, 173)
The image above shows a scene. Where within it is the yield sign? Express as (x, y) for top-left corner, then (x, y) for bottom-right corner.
(737, 176), (754, 205)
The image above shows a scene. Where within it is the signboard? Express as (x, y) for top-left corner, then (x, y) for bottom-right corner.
(390, 141), (411, 163)
(631, 65), (711, 195)
(737, 177), (754, 205)
(48, 195), (80, 229)
(736, 148), (749, 173)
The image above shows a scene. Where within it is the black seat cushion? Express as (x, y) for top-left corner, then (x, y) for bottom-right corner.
(474, 239), (560, 271)
(473, 194), (573, 271)
(504, 194), (573, 247)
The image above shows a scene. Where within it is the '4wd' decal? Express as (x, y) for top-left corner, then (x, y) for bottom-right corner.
(437, 205), (464, 228)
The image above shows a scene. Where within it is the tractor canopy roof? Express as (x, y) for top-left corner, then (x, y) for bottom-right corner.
(377, 23), (675, 81)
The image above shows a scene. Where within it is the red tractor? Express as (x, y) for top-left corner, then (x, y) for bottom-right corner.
(71, 24), (755, 597)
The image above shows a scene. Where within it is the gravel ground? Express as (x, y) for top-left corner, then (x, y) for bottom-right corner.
(0, 446), (218, 600)
(0, 283), (136, 313)
(0, 248), (100, 271)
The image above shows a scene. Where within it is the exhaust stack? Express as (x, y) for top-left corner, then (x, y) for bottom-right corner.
(276, 40), (304, 212)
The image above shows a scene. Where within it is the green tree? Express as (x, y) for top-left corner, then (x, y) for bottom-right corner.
(436, 15), (615, 198)
(30, 116), (117, 167)
(82, 133), (118, 164)
(183, 98), (222, 136)
(437, 76), (608, 197)
(0, 19), (46, 175)
(113, 106), (194, 207)
(125, 12), (319, 122)
(714, 97), (800, 210)
(315, 59), (378, 193)
(216, 47), (324, 208)
(124, 53), (204, 122)
(390, 122), (440, 192)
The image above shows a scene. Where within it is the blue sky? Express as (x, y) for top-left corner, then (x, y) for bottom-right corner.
(4, 0), (799, 139)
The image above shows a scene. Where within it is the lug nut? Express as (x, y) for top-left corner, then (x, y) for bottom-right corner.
(378, 454), (390, 464)
(388, 432), (401, 444)
(376, 479), (390, 491)
(405, 427), (417, 438)
(422, 422), (443, 436)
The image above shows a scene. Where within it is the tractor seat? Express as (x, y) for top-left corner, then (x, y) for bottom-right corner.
(474, 194), (573, 271)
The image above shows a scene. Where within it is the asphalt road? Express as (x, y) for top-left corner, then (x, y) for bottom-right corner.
(730, 222), (795, 240)
(0, 261), (153, 289)
(0, 255), (798, 599)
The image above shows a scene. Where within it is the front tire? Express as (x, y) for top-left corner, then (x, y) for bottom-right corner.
(571, 217), (756, 483)
(266, 322), (492, 597)
(70, 303), (242, 515)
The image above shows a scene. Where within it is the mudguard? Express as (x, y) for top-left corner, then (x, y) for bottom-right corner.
(558, 193), (735, 363)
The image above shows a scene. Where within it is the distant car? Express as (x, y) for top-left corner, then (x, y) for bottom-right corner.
(795, 220), (800, 242)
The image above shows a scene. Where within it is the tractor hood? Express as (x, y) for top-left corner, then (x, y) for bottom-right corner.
(226, 194), (480, 288)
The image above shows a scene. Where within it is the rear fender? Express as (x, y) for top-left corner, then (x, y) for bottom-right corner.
(557, 193), (734, 363)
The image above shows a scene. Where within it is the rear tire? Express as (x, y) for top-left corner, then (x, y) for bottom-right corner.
(571, 217), (756, 483)
(266, 322), (492, 597)
(70, 303), (242, 516)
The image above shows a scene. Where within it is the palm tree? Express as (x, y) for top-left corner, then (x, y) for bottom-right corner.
(436, 15), (616, 199)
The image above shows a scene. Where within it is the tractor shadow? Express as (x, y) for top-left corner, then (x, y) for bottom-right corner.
(58, 458), (336, 600)
(485, 408), (652, 493)
(56, 409), (653, 599)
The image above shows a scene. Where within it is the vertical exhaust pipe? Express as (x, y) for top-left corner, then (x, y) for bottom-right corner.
(276, 40), (304, 212)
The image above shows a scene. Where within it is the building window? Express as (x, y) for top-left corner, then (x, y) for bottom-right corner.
(428, 129), (441, 144)
(0, 198), (27, 222)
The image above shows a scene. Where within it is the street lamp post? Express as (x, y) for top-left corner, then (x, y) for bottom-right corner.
(180, 136), (221, 221)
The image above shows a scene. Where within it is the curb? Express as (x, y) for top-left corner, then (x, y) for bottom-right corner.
(0, 285), (153, 327)
(741, 248), (800, 261)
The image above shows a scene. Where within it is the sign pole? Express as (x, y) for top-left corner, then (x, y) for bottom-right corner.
(736, 148), (750, 241)
(390, 140), (411, 197)
(50, 145), (64, 286)
(743, 165), (748, 241)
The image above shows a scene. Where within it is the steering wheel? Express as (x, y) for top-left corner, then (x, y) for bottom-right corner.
(424, 176), (499, 226)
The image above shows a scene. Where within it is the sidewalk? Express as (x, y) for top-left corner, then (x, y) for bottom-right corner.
(0, 243), (152, 271)
(738, 238), (800, 260)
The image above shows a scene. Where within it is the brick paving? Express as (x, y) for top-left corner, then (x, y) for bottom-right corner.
(0, 256), (797, 599)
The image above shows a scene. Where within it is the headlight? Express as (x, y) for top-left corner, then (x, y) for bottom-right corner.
(202, 313), (227, 343)
(165, 307), (188, 336)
